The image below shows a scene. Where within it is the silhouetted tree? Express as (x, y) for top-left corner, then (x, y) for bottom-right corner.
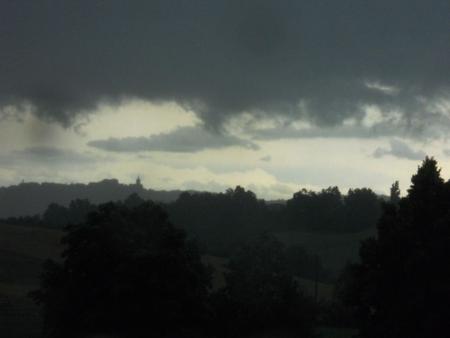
(123, 192), (145, 208)
(342, 157), (450, 338)
(41, 199), (95, 228)
(67, 199), (95, 224)
(168, 186), (269, 255)
(42, 203), (69, 228)
(212, 234), (316, 337)
(31, 201), (212, 338)
(344, 188), (381, 232)
(389, 180), (401, 205)
(286, 186), (382, 232)
(286, 187), (345, 232)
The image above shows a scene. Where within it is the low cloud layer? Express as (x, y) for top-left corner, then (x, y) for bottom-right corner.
(8, 146), (102, 166)
(88, 126), (258, 153)
(373, 139), (426, 161)
(252, 123), (399, 140)
(1, 1), (449, 135)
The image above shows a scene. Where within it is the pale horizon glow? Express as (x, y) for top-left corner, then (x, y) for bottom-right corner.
(1, 100), (449, 200)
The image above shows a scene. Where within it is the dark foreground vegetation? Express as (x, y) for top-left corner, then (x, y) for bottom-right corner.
(1, 157), (450, 337)
(339, 158), (450, 338)
(30, 202), (317, 337)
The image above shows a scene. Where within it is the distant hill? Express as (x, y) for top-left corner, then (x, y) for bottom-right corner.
(0, 179), (185, 218)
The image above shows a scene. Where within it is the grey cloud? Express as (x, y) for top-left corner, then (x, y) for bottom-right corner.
(253, 124), (398, 140)
(260, 155), (272, 162)
(247, 183), (296, 199)
(181, 180), (229, 193)
(1, 1), (449, 133)
(0, 146), (103, 168)
(88, 126), (258, 153)
(252, 120), (408, 141)
(20, 146), (104, 165)
(251, 113), (450, 141)
(373, 139), (426, 160)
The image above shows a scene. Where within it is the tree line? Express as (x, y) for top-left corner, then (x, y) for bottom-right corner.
(4, 184), (383, 248)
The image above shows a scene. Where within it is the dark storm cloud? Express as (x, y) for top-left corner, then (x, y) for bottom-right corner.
(87, 126), (258, 152)
(1, 1), (449, 132)
(373, 139), (426, 161)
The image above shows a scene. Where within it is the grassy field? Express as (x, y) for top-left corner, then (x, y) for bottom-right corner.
(275, 228), (375, 274)
(0, 223), (63, 260)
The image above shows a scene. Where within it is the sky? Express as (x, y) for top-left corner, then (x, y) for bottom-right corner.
(0, 1), (449, 199)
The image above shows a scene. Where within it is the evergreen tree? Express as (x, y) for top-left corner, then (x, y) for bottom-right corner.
(342, 157), (450, 338)
(389, 181), (400, 206)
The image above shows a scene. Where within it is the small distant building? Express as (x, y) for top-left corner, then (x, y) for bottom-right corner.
(134, 176), (143, 191)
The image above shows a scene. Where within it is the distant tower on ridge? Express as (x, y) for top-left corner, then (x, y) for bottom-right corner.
(135, 176), (143, 190)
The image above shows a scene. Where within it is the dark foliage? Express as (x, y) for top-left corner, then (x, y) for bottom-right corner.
(166, 185), (382, 257)
(42, 199), (96, 228)
(1, 214), (42, 227)
(389, 180), (401, 206)
(286, 244), (331, 283)
(286, 186), (381, 232)
(211, 235), (317, 337)
(341, 157), (450, 338)
(344, 188), (382, 232)
(3, 182), (382, 238)
(167, 186), (271, 256)
(30, 201), (212, 338)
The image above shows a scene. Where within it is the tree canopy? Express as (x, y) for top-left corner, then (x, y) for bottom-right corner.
(31, 201), (211, 338)
(212, 234), (316, 337)
(286, 186), (381, 232)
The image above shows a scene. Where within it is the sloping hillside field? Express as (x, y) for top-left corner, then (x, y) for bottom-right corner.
(0, 224), (63, 337)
